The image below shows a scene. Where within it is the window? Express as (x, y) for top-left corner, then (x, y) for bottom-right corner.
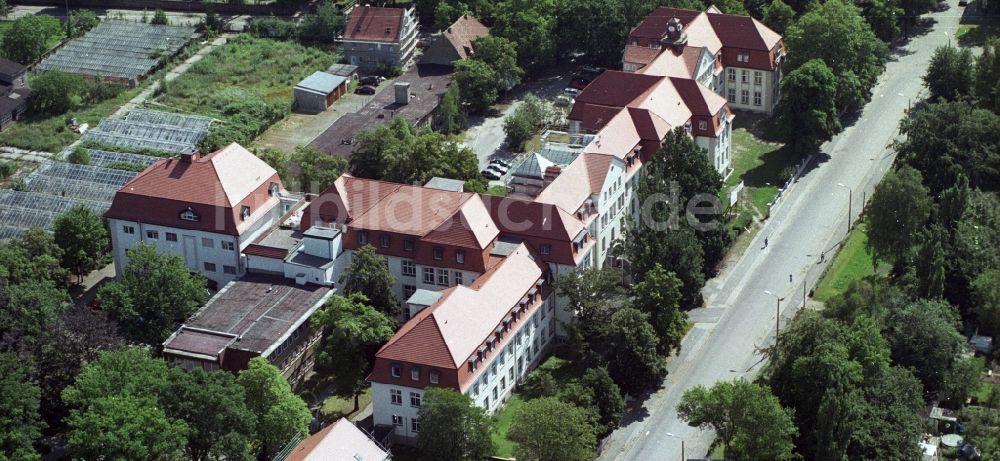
(491, 362), (497, 377)
(411, 418), (420, 433)
(180, 208), (199, 222)
(727, 87), (736, 102)
(240, 206), (251, 221)
(391, 364), (401, 378)
(698, 120), (707, 130)
(454, 271), (463, 286)
(740, 89), (749, 105)
(423, 267), (435, 284)
(738, 50), (750, 62)
(221, 241), (235, 251)
(727, 68), (735, 81)
(501, 376), (507, 389)
(410, 392), (421, 407)
(540, 244), (551, 255)
(358, 231), (368, 245)
(202, 238), (214, 248)
(392, 415), (403, 426)
(268, 182), (279, 196)
(123, 225), (135, 235)
(165, 232), (177, 242)
(753, 91), (762, 107)
(741, 70), (748, 83)
(429, 369), (440, 384)
(390, 389), (402, 405)
(402, 260), (416, 277)
(411, 366), (421, 381)
(403, 284), (416, 299)
(380, 234), (391, 248)
(432, 246), (444, 261)
(403, 238), (414, 252)
(754, 71), (762, 85)
(146, 230), (159, 240)
(437, 269), (449, 286)
(509, 367), (515, 382)
(455, 249), (465, 264)
(484, 397), (490, 408)
(492, 386), (498, 400)
(204, 262), (217, 272)
(224, 265), (236, 275)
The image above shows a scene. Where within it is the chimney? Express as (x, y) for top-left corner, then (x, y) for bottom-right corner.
(180, 147), (198, 163)
(394, 82), (411, 105)
(544, 165), (561, 183)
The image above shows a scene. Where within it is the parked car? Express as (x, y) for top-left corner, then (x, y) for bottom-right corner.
(488, 163), (509, 174)
(569, 77), (592, 90)
(360, 76), (384, 86)
(581, 65), (603, 74)
(355, 85), (377, 95)
(563, 87), (581, 96)
(481, 169), (501, 180)
(491, 158), (512, 168)
(935, 1), (950, 11)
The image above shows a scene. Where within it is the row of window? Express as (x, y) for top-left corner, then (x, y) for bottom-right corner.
(391, 415), (420, 433)
(203, 262), (237, 274)
(727, 88), (763, 107)
(727, 68), (764, 86)
(124, 226), (237, 251)
(389, 388), (424, 408)
(389, 364), (441, 384)
(358, 232), (466, 263)
(418, 266), (463, 286)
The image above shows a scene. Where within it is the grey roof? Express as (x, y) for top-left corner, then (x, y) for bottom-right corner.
(296, 71), (347, 95)
(303, 226), (340, 240)
(490, 238), (523, 257)
(406, 289), (443, 307)
(424, 176), (466, 192)
(327, 63), (359, 77)
(514, 144), (581, 179)
(0, 57), (25, 79)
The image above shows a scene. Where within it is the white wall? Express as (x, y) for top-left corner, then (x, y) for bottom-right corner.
(722, 67), (779, 115)
(109, 218), (243, 286)
(385, 255), (482, 306)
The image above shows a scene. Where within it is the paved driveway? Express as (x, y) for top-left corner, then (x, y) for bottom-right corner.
(596, 4), (969, 460)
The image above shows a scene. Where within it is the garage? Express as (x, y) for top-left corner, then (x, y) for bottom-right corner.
(293, 71), (348, 114)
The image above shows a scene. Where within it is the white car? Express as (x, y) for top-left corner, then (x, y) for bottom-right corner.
(481, 169), (501, 180)
(563, 87), (581, 96)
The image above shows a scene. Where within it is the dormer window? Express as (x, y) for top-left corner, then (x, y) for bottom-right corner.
(455, 250), (465, 264)
(432, 246), (444, 261)
(698, 120), (708, 130)
(403, 238), (414, 252)
(240, 206), (251, 221)
(180, 207), (200, 222)
(268, 182), (279, 196)
(540, 244), (551, 255)
(380, 234), (391, 248)
(391, 364), (401, 378)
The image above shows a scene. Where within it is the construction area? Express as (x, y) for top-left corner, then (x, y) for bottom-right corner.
(37, 20), (195, 86)
(0, 109), (213, 241)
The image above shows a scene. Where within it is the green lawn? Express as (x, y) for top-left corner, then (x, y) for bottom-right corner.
(957, 24), (1000, 47)
(813, 223), (876, 301)
(319, 387), (372, 421)
(154, 35), (336, 147)
(486, 184), (508, 196)
(491, 393), (525, 458)
(723, 127), (794, 218)
(0, 84), (142, 152)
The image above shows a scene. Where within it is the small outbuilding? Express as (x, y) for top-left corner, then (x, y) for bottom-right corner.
(0, 57), (29, 131)
(326, 63), (359, 80)
(294, 71), (348, 114)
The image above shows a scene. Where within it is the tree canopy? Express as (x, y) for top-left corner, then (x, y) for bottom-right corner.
(508, 397), (597, 461)
(866, 165), (933, 268)
(52, 206), (109, 283)
(0, 15), (62, 65)
(416, 388), (495, 461)
(339, 245), (401, 322)
(454, 59), (499, 113)
(236, 357), (311, 459)
(0, 352), (43, 461)
(350, 117), (480, 184)
(632, 264), (687, 355)
(776, 59), (842, 153)
(96, 243), (206, 343)
(925, 45), (975, 101)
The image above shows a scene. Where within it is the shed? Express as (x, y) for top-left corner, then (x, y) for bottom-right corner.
(294, 71), (348, 114)
(326, 63), (359, 80)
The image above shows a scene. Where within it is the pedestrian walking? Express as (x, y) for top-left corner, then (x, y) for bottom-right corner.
(764, 237), (769, 248)
(789, 274), (793, 283)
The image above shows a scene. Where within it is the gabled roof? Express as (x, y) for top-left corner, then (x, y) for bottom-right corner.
(481, 196), (585, 242)
(343, 6), (406, 43)
(0, 57), (25, 79)
(376, 244), (544, 368)
(286, 418), (389, 461)
(623, 45), (662, 66)
(570, 71), (663, 110)
(706, 13), (782, 51)
(296, 71), (347, 95)
(641, 45), (708, 79)
(583, 110), (643, 159)
(440, 15), (490, 60)
(535, 153), (617, 213)
(630, 7), (702, 39)
(105, 143), (282, 236)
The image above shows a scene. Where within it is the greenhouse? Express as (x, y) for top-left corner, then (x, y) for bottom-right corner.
(81, 109), (213, 154)
(37, 21), (195, 85)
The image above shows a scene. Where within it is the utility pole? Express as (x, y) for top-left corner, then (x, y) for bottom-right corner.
(764, 290), (784, 341)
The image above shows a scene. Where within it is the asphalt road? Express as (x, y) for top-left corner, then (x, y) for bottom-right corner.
(597, 5), (971, 460)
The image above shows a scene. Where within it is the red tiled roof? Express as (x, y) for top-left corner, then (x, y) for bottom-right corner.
(707, 14), (775, 51)
(105, 143), (282, 236)
(569, 104), (626, 133)
(630, 7), (702, 39)
(669, 77), (710, 116)
(623, 45), (661, 66)
(442, 15), (490, 60)
(376, 294), (456, 369)
(571, 71), (663, 109)
(344, 6), (405, 43)
(286, 418), (389, 461)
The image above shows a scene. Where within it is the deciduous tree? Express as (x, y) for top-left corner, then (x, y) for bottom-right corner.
(0, 280), (70, 350)
(236, 357), (311, 460)
(435, 82), (465, 134)
(0, 15), (61, 64)
(454, 58), (498, 113)
(554, 0), (628, 66)
(678, 380), (797, 461)
(0, 228), (68, 287)
(776, 59), (841, 153)
(0, 352), (43, 461)
(52, 206), (109, 283)
(293, 145), (347, 193)
(508, 397), (596, 461)
(579, 366), (624, 437)
(763, 0), (796, 34)
(340, 245), (401, 322)
(298, 1), (345, 44)
(66, 395), (187, 461)
(632, 264), (687, 355)
(96, 243), (206, 343)
(311, 293), (393, 412)
(974, 38), (1000, 113)
(29, 71), (86, 115)
(416, 388), (495, 461)
(883, 299), (964, 394)
(472, 35), (523, 92)
(492, 0), (558, 75)
(866, 165), (932, 269)
(925, 45), (975, 101)
(972, 269), (1000, 335)
(163, 368), (256, 461)
(605, 307), (667, 394)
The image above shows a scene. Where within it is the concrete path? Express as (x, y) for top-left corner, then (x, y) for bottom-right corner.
(0, 147), (54, 163)
(596, 4), (970, 460)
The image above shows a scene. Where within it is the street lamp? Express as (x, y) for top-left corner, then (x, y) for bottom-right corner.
(665, 432), (686, 461)
(764, 290), (785, 341)
(836, 183), (852, 234)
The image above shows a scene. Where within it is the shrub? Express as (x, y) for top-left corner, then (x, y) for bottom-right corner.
(248, 16), (298, 40)
(374, 63), (401, 78)
(67, 147), (91, 165)
(150, 10), (169, 25)
(105, 161), (148, 172)
(29, 71), (86, 115)
(68, 10), (100, 38)
(0, 160), (15, 179)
